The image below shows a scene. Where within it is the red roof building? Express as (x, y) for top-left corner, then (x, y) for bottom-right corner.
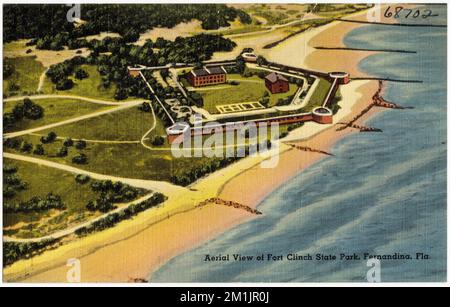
(187, 66), (227, 87)
(265, 72), (289, 94)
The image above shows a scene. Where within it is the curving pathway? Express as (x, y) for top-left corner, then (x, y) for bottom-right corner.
(3, 100), (143, 139)
(4, 152), (188, 196)
(3, 192), (157, 243)
(3, 94), (144, 106)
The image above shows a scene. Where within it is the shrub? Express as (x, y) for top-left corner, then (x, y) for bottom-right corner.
(4, 193), (66, 213)
(74, 68), (89, 80)
(33, 144), (45, 155)
(56, 146), (68, 157)
(75, 174), (90, 184)
(63, 138), (74, 147)
(72, 153), (88, 164)
(41, 131), (57, 144)
(138, 101), (151, 112)
(20, 141), (33, 153)
(55, 78), (74, 90)
(75, 139), (87, 149)
(76, 193), (166, 237)
(151, 135), (165, 146)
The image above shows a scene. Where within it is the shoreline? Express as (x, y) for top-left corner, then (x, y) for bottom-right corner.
(3, 12), (385, 283)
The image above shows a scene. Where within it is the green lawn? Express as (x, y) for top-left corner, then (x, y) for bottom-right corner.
(198, 74), (298, 113)
(5, 133), (215, 182)
(3, 40), (28, 53)
(3, 157), (149, 238)
(41, 106), (154, 141)
(42, 65), (127, 101)
(3, 98), (113, 133)
(3, 56), (46, 97)
(3, 158), (99, 235)
(303, 78), (332, 111)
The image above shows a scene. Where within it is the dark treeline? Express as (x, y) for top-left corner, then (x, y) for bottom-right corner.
(3, 98), (44, 130)
(3, 165), (28, 199)
(85, 180), (143, 213)
(4, 239), (60, 267)
(45, 34), (235, 100)
(75, 193), (166, 236)
(4, 193), (66, 213)
(171, 141), (272, 186)
(3, 4), (251, 43)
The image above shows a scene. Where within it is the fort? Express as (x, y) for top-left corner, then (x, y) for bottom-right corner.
(128, 56), (350, 145)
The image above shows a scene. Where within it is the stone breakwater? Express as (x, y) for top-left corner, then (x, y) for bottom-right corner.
(337, 81), (412, 132)
(286, 143), (334, 156)
(198, 198), (263, 215)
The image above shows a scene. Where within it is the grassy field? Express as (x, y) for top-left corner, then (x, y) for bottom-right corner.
(303, 78), (332, 112)
(41, 106), (154, 141)
(42, 65), (126, 101)
(198, 74), (298, 113)
(3, 56), (46, 97)
(6, 134), (216, 182)
(3, 40), (29, 53)
(313, 4), (371, 18)
(3, 98), (113, 133)
(3, 158), (100, 237)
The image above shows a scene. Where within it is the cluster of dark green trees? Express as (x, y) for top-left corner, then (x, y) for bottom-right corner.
(3, 4), (251, 43)
(44, 33), (235, 100)
(75, 193), (166, 237)
(170, 141), (273, 186)
(3, 98), (44, 129)
(46, 56), (87, 90)
(170, 157), (241, 187)
(4, 239), (59, 267)
(4, 193), (66, 213)
(3, 165), (28, 199)
(3, 132), (89, 164)
(3, 62), (14, 78)
(82, 179), (143, 213)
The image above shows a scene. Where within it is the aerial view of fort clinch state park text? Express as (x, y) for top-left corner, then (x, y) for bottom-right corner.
(0, 2), (447, 284)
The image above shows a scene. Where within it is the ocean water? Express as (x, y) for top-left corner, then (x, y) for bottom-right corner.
(151, 6), (447, 282)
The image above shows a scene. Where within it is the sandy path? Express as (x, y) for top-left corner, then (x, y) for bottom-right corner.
(4, 192), (157, 243)
(4, 152), (187, 196)
(3, 101), (142, 139)
(3, 94), (141, 106)
(36, 69), (49, 93)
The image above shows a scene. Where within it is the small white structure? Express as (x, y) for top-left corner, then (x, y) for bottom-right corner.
(242, 53), (258, 63)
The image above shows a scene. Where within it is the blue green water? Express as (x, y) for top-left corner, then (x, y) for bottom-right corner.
(152, 6), (447, 282)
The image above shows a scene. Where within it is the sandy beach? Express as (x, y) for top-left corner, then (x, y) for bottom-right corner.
(4, 9), (386, 283)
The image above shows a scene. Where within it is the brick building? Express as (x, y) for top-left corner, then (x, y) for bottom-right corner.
(265, 72), (289, 94)
(187, 66), (227, 87)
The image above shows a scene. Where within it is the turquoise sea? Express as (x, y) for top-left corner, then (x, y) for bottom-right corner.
(152, 5), (447, 282)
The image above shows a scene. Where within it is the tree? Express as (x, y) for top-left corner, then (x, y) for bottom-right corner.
(160, 68), (169, 79)
(41, 131), (57, 144)
(114, 88), (128, 100)
(75, 139), (87, 149)
(138, 101), (151, 112)
(151, 136), (165, 146)
(75, 174), (90, 184)
(63, 138), (74, 147)
(57, 146), (68, 157)
(20, 141), (33, 153)
(256, 56), (268, 66)
(3, 63), (14, 78)
(74, 68), (89, 80)
(33, 144), (45, 155)
(56, 78), (74, 90)
(72, 153), (88, 164)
